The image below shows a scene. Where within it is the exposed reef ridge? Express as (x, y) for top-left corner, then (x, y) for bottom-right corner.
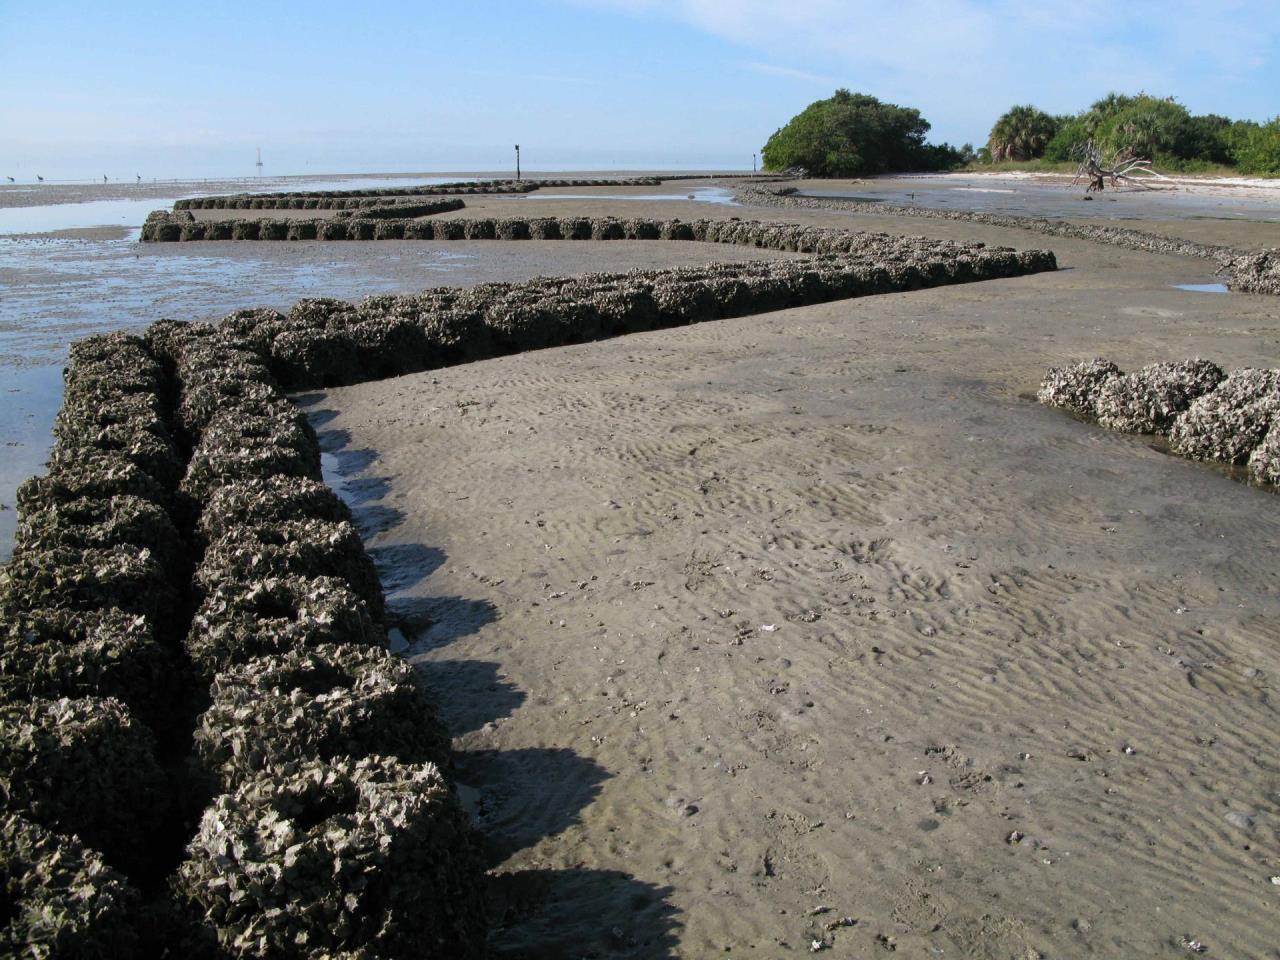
(736, 184), (1280, 296)
(1040, 357), (1280, 484)
(171, 174), (788, 211)
(172, 177), (666, 210)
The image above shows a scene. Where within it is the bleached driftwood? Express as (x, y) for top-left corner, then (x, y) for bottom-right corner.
(1072, 139), (1167, 193)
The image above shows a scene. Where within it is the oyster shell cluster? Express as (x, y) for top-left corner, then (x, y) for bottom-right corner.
(195, 519), (382, 619)
(176, 757), (485, 959)
(2, 323), (483, 955)
(172, 175), (662, 209)
(1, 333), (191, 955)
(1095, 360), (1226, 434)
(739, 184), (1280, 297)
(1221, 249), (1280, 296)
(1039, 357), (1280, 484)
(0, 609), (172, 732)
(1, 813), (141, 957)
(154, 321), (481, 955)
(332, 197), (465, 220)
(192, 644), (452, 791)
(188, 224), (1053, 389)
(196, 476), (353, 547)
(0, 696), (168, 880)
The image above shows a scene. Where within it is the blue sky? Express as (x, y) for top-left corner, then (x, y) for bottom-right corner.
(3, 0), (1277, 180)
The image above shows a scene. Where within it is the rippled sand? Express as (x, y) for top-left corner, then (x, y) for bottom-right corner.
(314, 211), (1280, 958)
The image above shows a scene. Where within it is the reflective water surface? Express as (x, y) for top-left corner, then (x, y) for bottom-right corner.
(1172, 283), (1231, 293)
(0, 176), (478, 235)
(0, 236), (482, 559)
(522, 188), (737, 206)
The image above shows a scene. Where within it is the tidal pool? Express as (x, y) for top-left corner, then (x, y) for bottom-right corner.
(1172, 282), (1230, 294)
(521, 187), (737, 205)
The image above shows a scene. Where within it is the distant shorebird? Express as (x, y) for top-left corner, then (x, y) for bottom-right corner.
(36, 175), (43, 182)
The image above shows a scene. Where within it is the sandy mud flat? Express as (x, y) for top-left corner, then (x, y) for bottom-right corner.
(313, 211), (1280, 957)
(792, 171), (1280, 224)
(5, 174), (1280, 956)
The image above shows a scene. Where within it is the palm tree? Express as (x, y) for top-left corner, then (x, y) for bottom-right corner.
(987, 105), (1061, 162)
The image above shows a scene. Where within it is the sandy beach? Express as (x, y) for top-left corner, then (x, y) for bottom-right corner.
(293, 198), (1280, 957)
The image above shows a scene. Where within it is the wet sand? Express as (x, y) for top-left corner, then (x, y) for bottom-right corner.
(788, 171), (1280, 217)
(311, 208), (1280, 957)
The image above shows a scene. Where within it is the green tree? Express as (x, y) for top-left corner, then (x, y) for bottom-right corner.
(761, 89), (943, 176)
(1042, 93), (1274, 173)
(1043, 115), (1090, 161)
(1184, 114), (1233, 164)
(1086, 93), (1135, 128)
(1107, 96), (1191, 157)
(1065, 93), (1197, 161)
(1229, 118), (1280, 174)
(987, 105), (1061, 161)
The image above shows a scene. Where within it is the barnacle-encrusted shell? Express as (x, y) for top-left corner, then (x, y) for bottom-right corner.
(1037, 359), (1123, 419)
(192, 645), (450, 790)
(175, 756), (485, 959)
(0, 697), (167, 878)
(1, 813), (142, 959)
(1094, 359), (1225, 434)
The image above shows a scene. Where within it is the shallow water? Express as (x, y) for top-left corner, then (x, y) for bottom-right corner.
(804, 176), (1280, 222)
(0, 176), (478, 236)
(0, 199), (185, 234)
(0, 236), (482, 560)
(0, 366), (63, 559)
(522, 188), (737, 206)
(1172, 282), (1230, 294)
(0, 236), (423, 363)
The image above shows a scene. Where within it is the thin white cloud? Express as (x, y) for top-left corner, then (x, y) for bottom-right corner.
(568, 0), (1280, 139)
(746, 61), (840, 86)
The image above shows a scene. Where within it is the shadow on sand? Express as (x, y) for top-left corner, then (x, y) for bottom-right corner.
(306, 404), (681, 958)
